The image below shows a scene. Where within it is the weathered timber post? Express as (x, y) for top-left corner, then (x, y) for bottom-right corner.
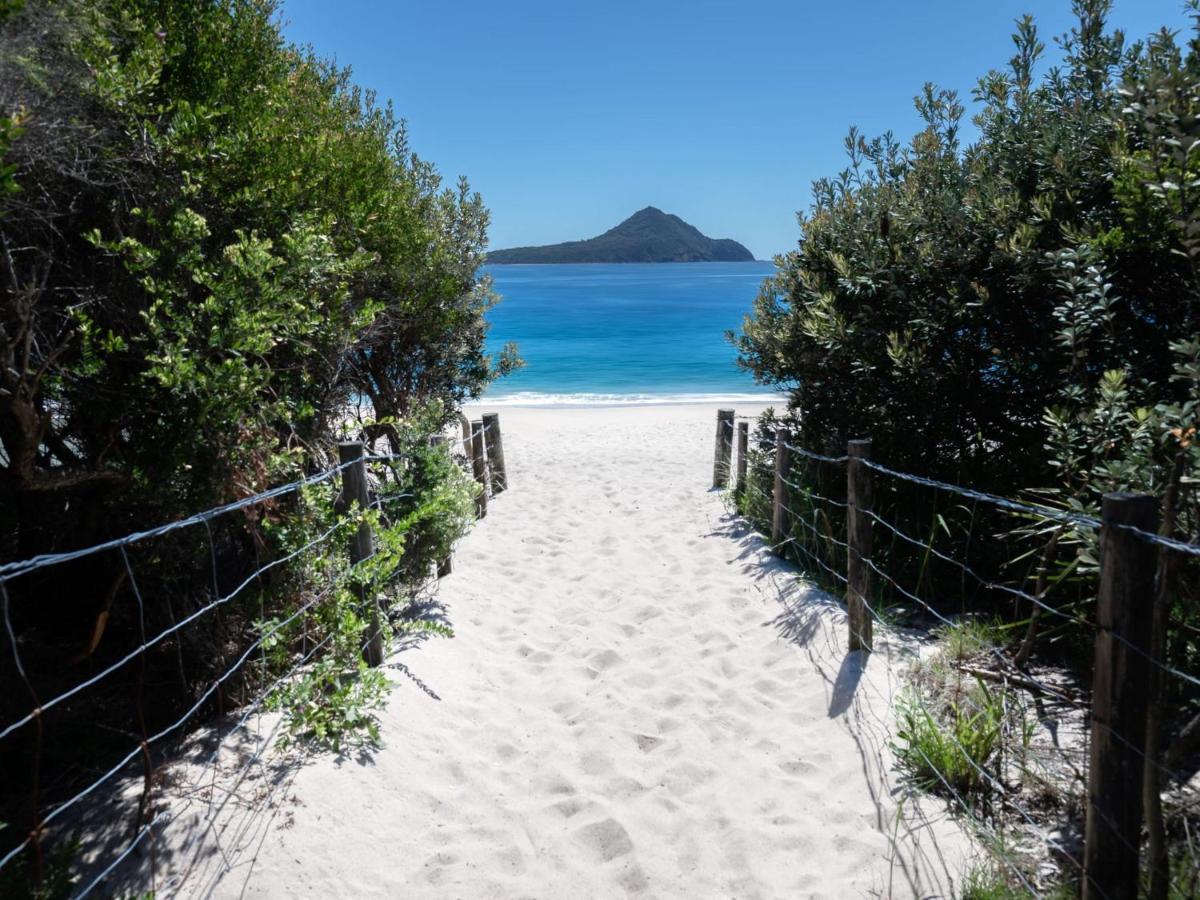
(846, 439), (873, 653)
(338, 442), (384, 667)
(736, 421), (749, 495)
(771, 429), (791, 553)
(481, 412), (508, 493)
(712, 408), (734, 488)
(429, 434), (453, 577)
(470, 419), (488, 519)
(1083, 492), (1158, 900)
(459, 412), (472, 449)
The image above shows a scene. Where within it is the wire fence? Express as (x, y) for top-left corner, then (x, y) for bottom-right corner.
(0, 415), (506, 898)
(714, 409), (1200, 899)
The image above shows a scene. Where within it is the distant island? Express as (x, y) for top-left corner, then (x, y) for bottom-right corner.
(487, 206), (755, 264)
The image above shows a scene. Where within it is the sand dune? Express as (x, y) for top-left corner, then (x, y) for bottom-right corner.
(122, 404), (971, 898)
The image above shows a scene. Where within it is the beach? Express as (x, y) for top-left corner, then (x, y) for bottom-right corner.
(130, 403), (971, 898)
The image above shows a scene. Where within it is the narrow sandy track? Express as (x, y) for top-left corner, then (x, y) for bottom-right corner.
(136, 405), (970, 899)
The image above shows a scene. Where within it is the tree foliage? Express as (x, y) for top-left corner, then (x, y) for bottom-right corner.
(735, 1), (1198, 500)
(0, 0), (516, 531)
(0, 0), (515, 877)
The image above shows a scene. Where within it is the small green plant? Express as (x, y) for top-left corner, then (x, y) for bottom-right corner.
(958, 861), (1077, 900)
(935, 617), (1005, 664)
(0, 832), (80, 900)
(257, 413), (476, 752)
(959, 861), (1021, 899)
(267, 646), (391, 752)
(893, 685), (1002, 797)
(1144, 842), (1200, 900)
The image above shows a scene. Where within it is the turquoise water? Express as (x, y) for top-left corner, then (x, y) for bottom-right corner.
(482, 261), (782, 404)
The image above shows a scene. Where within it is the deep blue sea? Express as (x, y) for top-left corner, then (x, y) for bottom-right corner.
(482, 261), (783, 404)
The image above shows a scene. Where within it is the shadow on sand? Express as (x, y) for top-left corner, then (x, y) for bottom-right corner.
(706, 507), (969, 899)
(71, 594), (454, 899)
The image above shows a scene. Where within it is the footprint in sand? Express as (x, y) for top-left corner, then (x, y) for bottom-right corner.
(575, 817), (634, 862)
(633, 733), (662, 753)
(494, 844), (525, 873)
(537, 774), (576, 796)
(603, 775), (648, 799)
(580, 749), (613, 776)
(618, 864), (650, 895)
(661, 761), (713, 796)
(632, 606), (662, 624)
(584, 650), (624, 680)
(624, 669), (657, 689)
(779, 758), (815, 777)
(589, 648), (623, 671)
(660, 693), (688, 710)
(550, 797), (589, 818)
(655, 715), (683, 733)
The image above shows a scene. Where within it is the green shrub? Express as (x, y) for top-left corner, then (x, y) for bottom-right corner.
(733, 0), (1200, 666)
(256, 411), (476, 751)
(0, 829), (79, 900)
(0, 0), (511, 879)
(893, 687), (1002, 797)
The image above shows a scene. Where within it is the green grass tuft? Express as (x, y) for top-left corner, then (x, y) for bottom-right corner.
(892, 686), (1002, 797)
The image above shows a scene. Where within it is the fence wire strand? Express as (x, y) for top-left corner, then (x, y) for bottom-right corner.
(725, 421), (1199, 896)
(0, 427), (496, 895)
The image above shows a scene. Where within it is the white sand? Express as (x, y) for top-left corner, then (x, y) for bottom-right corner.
(118, 403), (972, 898)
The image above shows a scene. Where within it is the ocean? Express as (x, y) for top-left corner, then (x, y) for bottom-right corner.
(482, 261), (783, 405)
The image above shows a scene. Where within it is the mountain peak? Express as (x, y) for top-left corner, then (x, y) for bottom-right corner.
(488, 208), (754, 264)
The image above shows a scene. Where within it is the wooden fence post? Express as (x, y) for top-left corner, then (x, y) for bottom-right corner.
(1083, 492), (1158, 900)
(771, 429), (791, 552)
(429, 434), (453, 577)
(713, 408), (734, 488)
(736, 421), (749, 495)
(481, 412), (508, 493)
(470, 419), (488, 519)
(338, 442), (384, 667)
(846, 439), (873, 653)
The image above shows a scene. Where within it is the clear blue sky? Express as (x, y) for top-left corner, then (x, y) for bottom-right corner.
(279, 1), (1192, 260)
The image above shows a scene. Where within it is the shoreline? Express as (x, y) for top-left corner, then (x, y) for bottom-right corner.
(476, 392), (788, 409)
(483, 260), (776, 266)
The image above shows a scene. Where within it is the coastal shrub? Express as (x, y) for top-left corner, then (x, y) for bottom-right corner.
(0, 0), (510, 885)
(259, 411), (475, 751)
(734, 0), (1200, 641)
(737, 5), (1200, 886)
(735, 0), (1199, 799)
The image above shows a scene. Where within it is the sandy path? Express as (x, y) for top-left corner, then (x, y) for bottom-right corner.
(138, 404), (970, 899)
